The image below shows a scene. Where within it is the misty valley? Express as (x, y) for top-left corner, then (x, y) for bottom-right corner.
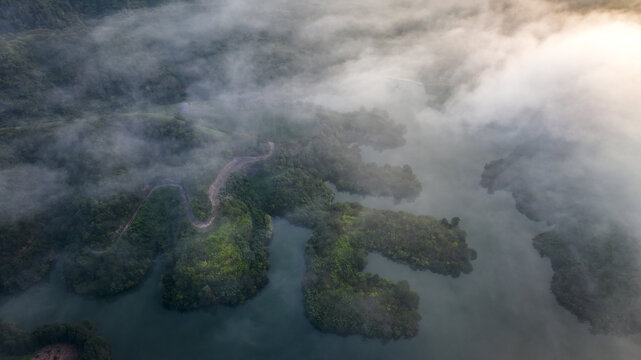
(2, 1), (641, 360)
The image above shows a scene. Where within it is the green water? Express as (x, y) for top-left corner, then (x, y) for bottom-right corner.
(2, 125), (641, 359)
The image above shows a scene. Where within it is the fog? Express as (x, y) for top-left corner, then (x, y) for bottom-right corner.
(2, 0), (641, 358)
(6, 0), (641, 223)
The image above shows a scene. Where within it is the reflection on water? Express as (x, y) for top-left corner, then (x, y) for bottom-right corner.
(2, 126), (641, 359)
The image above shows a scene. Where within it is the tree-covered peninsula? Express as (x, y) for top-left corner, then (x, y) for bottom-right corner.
(303, 203), (475, 339)
(482, 146), (641, 334)
(0, 318), (111, 360)
(0, 105), (477, 340)
(0, 1), (477, 342)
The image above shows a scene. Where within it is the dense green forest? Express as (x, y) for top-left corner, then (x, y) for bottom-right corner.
(0, 0), (168, 33)
(152, 106), (442, 323)
(63, 188), (194, 297)
(303, 203), (475, 339)
(0, 318), (111, 360)
(0, 0), (477, 342)
(534, 225), (641, 334)
(0, 112), (209, 295)
(0, 95), (438, 330)
(161, 195), (272, 310)
(482, 149), (641, 334)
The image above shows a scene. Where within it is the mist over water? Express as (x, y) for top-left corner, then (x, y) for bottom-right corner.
(2, 0), (641, 358)
(2, 118), (641, 359)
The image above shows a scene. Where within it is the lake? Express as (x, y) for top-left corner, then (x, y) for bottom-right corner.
(2, 120), (640, 359)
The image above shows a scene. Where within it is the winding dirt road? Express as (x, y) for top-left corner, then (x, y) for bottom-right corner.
(90, 142), (274, 254)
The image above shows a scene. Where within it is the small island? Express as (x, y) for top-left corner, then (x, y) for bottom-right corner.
(0, 319), (111, 360)
(303, 202), (475, 339)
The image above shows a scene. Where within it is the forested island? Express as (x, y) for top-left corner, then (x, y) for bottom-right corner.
(0, 103), (477, 340)
(0, 319), (111, 360)
(482, 146), (641, 334)
(303, 203), (474, 339)
(0, 0), (478, 343)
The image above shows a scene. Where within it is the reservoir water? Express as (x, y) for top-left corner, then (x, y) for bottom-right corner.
(2, 121), (641, 359)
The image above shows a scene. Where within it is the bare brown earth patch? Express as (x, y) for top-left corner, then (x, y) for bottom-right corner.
(31, 343), (81, 360)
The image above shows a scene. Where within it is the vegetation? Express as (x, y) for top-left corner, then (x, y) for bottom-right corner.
(303, 203), (475, 340)
(534, 224), (641, 334)
(259, 109), (422, 202)
(0, 0), (168, 33)
(0, 319), (111, 360)
(151, 109), (471, 339)
(555, 0), (641, 12)
(0, 0), (476, 342)
(482, 149), (641, 334)
(0, 108), (214, 295)
(63, 188), (193, 296)
(357, 211), (475, 276)
(161, 196), (272, 310)
(0, 218), (57, 295)
(0, 103), (471, 339)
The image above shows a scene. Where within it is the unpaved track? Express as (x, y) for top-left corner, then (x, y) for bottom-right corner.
(90, 142), (274, 254)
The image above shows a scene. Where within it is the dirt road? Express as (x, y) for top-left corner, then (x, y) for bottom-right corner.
(90, 142), (274, 254)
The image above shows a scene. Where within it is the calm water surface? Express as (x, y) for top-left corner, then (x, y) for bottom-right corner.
(2, 123), (641, 359)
